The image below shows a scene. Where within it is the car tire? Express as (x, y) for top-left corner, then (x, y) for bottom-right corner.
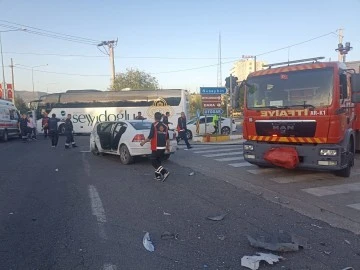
(186, 130), (193, 140)
(120, 144), (134, 165)
(91, 143), (100, 156)
(221, 126), (231, 135)
(163, 154), (170, 161)
(1, 130), (8, 142)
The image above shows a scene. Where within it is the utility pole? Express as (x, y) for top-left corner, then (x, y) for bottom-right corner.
(97, 39), (118, 88)
(229, 74), (233, 134)
(0, 32), (6, 100)
(10, 58), (14, 103)
(254, 56), (257, 72)
(217, 33), (222, 87)
(338, 28), (344, 62)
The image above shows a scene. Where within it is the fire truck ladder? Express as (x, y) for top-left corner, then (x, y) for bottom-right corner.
(263, 57), (325, 69)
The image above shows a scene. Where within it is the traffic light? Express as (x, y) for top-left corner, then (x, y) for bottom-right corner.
(225, 76), (238, 91)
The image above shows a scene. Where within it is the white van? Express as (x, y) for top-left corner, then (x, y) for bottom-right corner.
(0, 99), (20, 141)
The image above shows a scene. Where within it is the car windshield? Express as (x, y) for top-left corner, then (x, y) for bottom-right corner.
(129, 121), (152, 130)
(246, 68), (334, 109)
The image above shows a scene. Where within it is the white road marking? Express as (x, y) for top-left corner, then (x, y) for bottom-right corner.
(80, 150), (91, 153)
(215, 156), (245, 162)
(88, 185), (107, 240)
(228, 162), (254, 168)
(347, 203), (360, 211)
(270, 173), (338, 184)
(191, 145), (242, 151)
(194, 147), (240, 154)
(247, 168), (286, 175)
(203, 151), (243, 157)
(103, 264), (117, 270)
(302, 183), (360, 197)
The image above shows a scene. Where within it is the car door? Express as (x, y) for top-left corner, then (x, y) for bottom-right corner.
(97, 122), (114, 150)
(111, 122), (127, 150)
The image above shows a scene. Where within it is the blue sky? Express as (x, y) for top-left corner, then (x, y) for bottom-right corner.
(0, 0), (359, 94)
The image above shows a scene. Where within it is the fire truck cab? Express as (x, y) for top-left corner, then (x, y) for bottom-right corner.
(242, 57), (360, 177)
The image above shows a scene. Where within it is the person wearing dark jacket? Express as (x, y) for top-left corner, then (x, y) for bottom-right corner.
(48, 113), (60, 147)
(140, 112), (170, 181)
(64, 114), (77, 149)
(177, 112), (192, 149)
(19, 114), (29, 142)
(162, 112), (172, 127)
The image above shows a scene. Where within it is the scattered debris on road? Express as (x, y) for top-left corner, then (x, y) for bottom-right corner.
(189, 172), (195, 176)
(323, 251), (331, 255)
(241, 252), (283, 270)
(161, 231), (179, 240)
(311, 224), (323, 229)
(8, 212), (13, 215)
(143, 232), (155, 252)
(55, 168), (59, 172)
(247, 235), (301, 252)
(274, 196), (290, 204)
(341, 267), (354, 270)
(206, 213), (227, 221)
(344, 239), (351, 245)
(163, 211), (171, 216)
(217, 235), (226, 241)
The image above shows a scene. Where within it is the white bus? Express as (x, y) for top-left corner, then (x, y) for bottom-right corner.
(31, 89), (189, 134)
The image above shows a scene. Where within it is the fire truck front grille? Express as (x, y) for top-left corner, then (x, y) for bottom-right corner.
(255, 121), (316, 137)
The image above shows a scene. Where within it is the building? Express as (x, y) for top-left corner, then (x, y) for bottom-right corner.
(231, 59), (266, 81)
(346, 61), (360, 73)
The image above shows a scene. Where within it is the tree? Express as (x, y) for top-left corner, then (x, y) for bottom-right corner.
(189, 94), (202, 117)
(111, 68), (159, 90)
(14, 96), (29, 114)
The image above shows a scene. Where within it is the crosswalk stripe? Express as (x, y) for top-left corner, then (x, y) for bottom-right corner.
(347, 203), (360, 211)
(247, 168), (281, 175)
(215, 156), (244, 162)
(194, 148), (241, 154)
(203, 151), (243, 157)
(191, 145), (242, 151)
(229, 162), (254, 168)
(302, 183), (360, 197)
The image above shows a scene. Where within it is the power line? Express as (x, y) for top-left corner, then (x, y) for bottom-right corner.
(14, 66), (109, 77)
(12, 30), (339, 77)
(0, 20), (99, 43)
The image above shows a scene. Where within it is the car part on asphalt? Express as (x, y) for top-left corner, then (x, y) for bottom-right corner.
(241, 253), (284, 270)
(206, 213), (227, 221)
(143, 232), (154, 252)
(247, 235), (301, 252)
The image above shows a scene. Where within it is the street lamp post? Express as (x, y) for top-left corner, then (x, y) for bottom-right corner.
(0, 28), (26, 100)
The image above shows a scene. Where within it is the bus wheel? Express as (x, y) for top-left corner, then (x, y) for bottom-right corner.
(1, 130), (8, 142)
(335, 139), (354, 178)
(120, 145), (134, 165)
(59, 124), (66, 135)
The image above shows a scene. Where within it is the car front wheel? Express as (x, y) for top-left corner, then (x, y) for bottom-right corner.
(120, 144), (134, 165)
(221, 126), (231, 135)
(186, 130), (193, 140)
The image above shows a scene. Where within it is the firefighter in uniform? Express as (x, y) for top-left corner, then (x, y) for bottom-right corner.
(64, 114), (77, 149)
(140, 112), (170, 181)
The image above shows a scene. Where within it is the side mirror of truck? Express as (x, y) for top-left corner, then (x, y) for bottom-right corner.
(351, 74), (360, 103)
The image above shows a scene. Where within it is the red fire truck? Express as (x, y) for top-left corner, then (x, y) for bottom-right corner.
(242, 57), (360, 177)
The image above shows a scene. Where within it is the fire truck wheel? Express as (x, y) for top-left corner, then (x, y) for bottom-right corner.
(334, 140), (354, 178)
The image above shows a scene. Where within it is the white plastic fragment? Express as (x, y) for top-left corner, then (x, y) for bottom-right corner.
(55, 168), (59, 172)
(241, 253), (283, 270)
(189, 172), (195, 176)
(143, 232), (155, 252)
(163, 211), (171, 216)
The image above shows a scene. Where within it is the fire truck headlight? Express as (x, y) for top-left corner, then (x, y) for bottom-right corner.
(320, 149), (338, 156)
(244, 144), (254, 151)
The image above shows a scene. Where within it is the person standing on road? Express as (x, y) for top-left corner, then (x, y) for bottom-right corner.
(48, 114), (60, 148)
(27, 115), (37, 140)
(177, 112), (192, 149)
(162, 112), (172, 127)
(212, 114), (219, 134)
(64, 114), (77, 149)
(140, 112), (170, 182)
(19, 114), (29, 143)
(42, 112), (50, 139)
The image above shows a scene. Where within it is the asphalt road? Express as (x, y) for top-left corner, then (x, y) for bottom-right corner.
(0, 136), (359, 270)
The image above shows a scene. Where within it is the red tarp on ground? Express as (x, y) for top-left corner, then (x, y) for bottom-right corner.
(264, 147), (299, 169)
